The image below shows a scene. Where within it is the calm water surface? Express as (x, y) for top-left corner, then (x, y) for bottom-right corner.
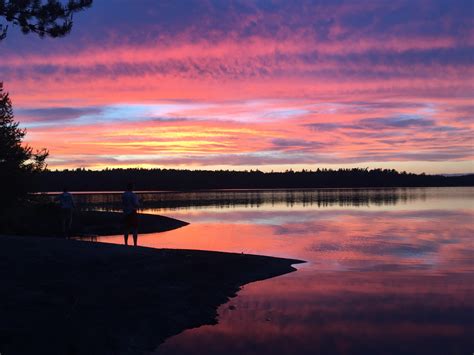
(88, 187), (473, 354)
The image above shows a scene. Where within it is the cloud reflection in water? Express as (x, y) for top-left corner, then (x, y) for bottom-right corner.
(95, 188), (473, 354)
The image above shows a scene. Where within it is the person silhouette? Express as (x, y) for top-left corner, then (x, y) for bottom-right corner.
(122, 183), (140, 246)
(56, 187), (75, 238)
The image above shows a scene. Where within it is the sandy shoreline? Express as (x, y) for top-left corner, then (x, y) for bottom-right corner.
(0, 235), (303, 354)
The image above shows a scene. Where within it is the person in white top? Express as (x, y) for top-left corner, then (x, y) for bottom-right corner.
(122, 183), (140, 246)
(56, 187), (75, 238)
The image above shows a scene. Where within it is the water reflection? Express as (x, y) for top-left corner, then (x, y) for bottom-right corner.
(155, 271), (473, 355)
(55, 187), (433, 211)
(94, 187), (473, 354)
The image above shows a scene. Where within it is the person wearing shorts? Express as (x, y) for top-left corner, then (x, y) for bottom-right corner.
(122, 183), (140, 246)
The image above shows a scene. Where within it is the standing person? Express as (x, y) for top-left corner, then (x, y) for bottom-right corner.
(56, 187), (75, 238)
(123, 183), (140, 246)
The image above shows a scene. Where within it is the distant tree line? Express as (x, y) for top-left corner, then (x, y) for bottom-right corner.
(36, 168), (474, 192)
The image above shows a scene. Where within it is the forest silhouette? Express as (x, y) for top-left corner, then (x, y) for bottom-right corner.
(37, 168), (473, 192)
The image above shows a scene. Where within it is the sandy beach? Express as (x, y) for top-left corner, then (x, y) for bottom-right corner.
(0, 235), (303, 355)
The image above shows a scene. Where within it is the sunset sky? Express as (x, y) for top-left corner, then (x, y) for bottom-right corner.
(1, 0), (473, 173)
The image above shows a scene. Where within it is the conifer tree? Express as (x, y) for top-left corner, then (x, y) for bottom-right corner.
(0, 0), (92, 40)
(0, 82), (48, 210)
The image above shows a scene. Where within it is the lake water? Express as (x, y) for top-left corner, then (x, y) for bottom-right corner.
(83, 187), (473, 354)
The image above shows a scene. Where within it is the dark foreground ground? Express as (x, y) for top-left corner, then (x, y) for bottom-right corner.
(0, 235), (303, 355)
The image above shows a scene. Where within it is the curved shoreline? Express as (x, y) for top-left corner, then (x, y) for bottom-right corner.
(0, 235), (304, 355)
